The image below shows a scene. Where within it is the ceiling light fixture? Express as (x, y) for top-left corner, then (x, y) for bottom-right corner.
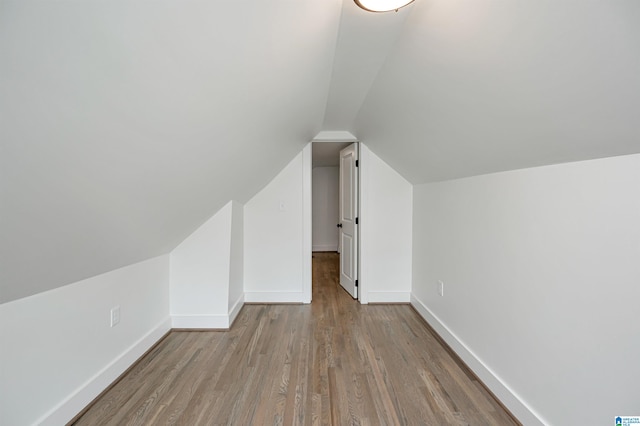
(354, 0), (415, 12)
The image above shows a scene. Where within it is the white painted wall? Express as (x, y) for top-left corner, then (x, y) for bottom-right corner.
(228, 200), (244, 318)
(359, 144), (413, 303)
(0, 256), (170, 426)
(244, 151), (306, 303)
(411, 154), (640, 426)
(312, 166), (339, 252)
(170, 201), (237, 328)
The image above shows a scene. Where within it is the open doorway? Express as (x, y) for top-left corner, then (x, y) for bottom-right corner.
(311, 142), (359, 300)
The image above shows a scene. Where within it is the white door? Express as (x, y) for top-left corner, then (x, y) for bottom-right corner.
(339, 143), (358, 298)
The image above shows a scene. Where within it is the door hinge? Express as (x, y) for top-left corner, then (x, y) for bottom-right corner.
(355, 217), (359, 225)
(355, 160), (359, 167)
(355, 279), (358, 288)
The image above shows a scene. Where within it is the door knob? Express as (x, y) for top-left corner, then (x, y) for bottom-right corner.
(337, 223), (342, 228)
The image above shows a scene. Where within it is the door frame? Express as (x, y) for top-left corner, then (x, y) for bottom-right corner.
(304, 135), (362, 303)
(302, 144), (312, 303)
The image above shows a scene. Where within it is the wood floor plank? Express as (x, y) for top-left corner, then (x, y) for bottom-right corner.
(72, 252), (521, 426)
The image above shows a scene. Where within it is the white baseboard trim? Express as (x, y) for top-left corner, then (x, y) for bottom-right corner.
(228, 294), (244, 327)
(244, 291), (304, 303)
(410, 294), (546, 426)
(312, 244), (337, 252)
(37, 317), (172, 426)
(366, 291), (411, 303)
(171, 314), (231, 329)
(172, 296), (246, 330)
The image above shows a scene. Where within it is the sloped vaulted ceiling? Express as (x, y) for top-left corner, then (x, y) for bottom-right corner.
(0, 0), (342, 302)
(355, 0), (640, 183)
(2, 0), (640, 303)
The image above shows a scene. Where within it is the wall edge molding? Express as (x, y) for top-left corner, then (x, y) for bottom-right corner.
(244, 292), (304, 303)
(410, 294), (546, 426)
(37, 317), (172, 426)
(228, 294), (245, 328)
(171, 314), (230, 329)
(303, 143), (312, 304)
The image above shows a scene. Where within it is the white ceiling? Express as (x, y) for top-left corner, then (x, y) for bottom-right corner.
(2, 0), (640, 302)
(322, 0), (411, 131)
(355, 0), (640, 183)
(0, 0), (342, 302)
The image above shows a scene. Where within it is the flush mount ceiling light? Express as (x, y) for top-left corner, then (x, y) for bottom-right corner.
(354, 0), (415, 12)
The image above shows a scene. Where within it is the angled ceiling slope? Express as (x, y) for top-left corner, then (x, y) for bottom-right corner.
(3, 0), (640, 303)
(0, 0), (342, 303)
(355, 0), (640, 183)
(322, 0), (411, 131)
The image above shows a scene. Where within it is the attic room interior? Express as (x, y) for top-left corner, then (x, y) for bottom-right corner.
(1, 0), (639, 424)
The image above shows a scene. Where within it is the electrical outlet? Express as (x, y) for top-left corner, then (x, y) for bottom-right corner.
(110, 305), (120, 327)
(438, 280), (444, 297)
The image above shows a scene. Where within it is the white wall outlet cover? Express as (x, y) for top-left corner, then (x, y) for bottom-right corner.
(110, 305), (121, 327)
(438, 280), (444, 297)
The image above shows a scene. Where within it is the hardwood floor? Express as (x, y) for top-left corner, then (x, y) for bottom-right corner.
(72, 252), (520, 425)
